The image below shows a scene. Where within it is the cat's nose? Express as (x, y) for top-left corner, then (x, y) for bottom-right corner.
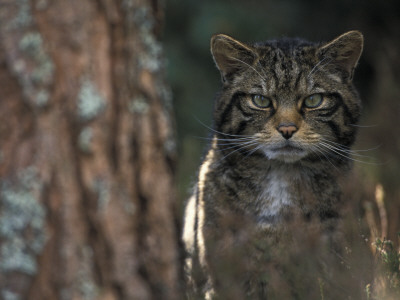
(277, 123), (298, 139)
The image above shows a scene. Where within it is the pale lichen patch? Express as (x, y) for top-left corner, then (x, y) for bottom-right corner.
(91, 178), (110, 211)
(6, 0), (33, 30)
(77, 80), (107, 121)
(128, 97), (149, 114)
(35, 0), (49, 11)
(122, 3), (163, 72)
(0, 167), (47, 276)
(0, 0), (54, 108)
(1, 290), (20, 300)
(78, 127), (93, 154)
(76, 246), (99, 300)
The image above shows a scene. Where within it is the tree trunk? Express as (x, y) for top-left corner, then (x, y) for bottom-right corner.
(0, 0), (181, 299)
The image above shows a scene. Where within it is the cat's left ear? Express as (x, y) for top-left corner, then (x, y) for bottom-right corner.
(317, 31), (363, 82)
(211, 34), (257, 83)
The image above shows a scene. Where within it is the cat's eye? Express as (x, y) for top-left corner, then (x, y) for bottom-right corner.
(251, 95), (272, 108)
(304, 93), (323, 108)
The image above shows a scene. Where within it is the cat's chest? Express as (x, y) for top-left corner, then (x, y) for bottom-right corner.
(256, 168), (304, 223)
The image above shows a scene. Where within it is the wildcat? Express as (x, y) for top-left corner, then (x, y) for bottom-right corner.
(183, 31), (364, 299)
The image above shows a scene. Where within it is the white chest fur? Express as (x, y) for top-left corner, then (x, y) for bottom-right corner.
(257, 167), (301, 222)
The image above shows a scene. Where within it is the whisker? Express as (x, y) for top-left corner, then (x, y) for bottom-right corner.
(319, 138), (351, 149)
(349, 124), (378, 128)
(230, 143), (267, 164)
(243, 144), (263, 157)
(216, 141), (260, 164)
(351, 144), (382, 152)
(256, 60), (269, 79)
(215, 141), (256, 147)
(319, 139), (358, 154)
(319, 142), (374, 159)
(193, 136), (256, 143)
(227, 56), (266, 81)
(318, 143), (381, 165)
(194, 117), (254, 138)
(311, 144), (341, 172)
(307, 57), (332, 78)
(216, 140), (259, 152)
(320, 138), (381, 153)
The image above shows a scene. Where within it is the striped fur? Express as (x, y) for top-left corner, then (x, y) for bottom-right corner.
(183, 31), (363, 298)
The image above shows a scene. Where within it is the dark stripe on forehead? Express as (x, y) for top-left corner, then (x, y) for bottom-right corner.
(294, 70), (303, 89)
(270, 68), (279, 90)
(287, 61), (298, 88)
(284, 59), (293, 71)
(282, 61), (291, 87)
(271, 53), (303, 90)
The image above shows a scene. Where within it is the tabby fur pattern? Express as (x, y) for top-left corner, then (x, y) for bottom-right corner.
(183, 31), (364, 299)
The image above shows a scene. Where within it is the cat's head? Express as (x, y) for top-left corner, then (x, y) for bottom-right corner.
(210, 31), (363, 163)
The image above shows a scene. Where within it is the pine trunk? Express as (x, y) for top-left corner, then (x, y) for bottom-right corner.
(0, 0), (181, 299)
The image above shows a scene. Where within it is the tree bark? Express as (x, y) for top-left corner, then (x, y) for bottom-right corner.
(0, 0), (181, 299)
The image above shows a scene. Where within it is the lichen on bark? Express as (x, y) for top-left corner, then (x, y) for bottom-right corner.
(0, 167), (47, 297)
(0, 0), (54, 108)
(77, 79), (107, 121)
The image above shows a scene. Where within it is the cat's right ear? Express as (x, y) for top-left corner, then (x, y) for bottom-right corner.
(317, 31), (364, 82)
(211, 34), (256, 83)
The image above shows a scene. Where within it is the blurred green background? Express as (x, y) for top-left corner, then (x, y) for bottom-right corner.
(164, 0), (400, 239)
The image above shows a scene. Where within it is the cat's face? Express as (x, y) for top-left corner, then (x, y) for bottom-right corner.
(211, 32), (363, 163)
